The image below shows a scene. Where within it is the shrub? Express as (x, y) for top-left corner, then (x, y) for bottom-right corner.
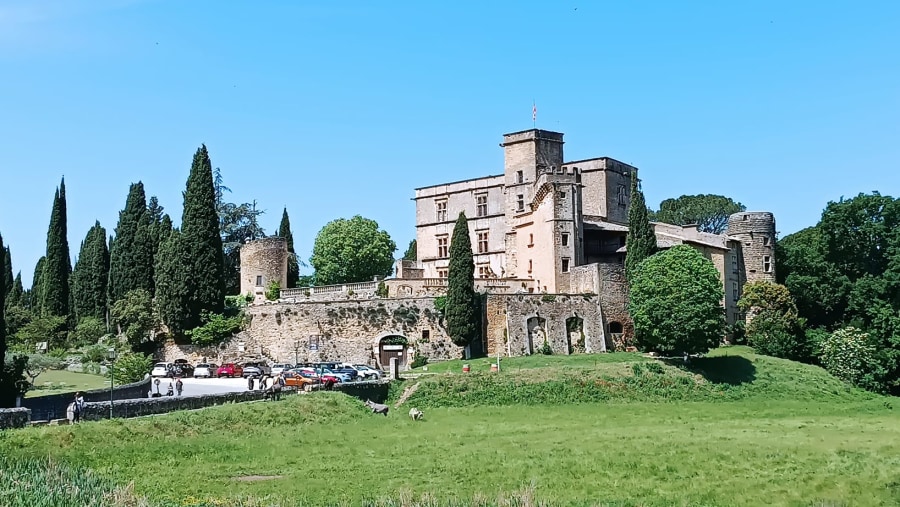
(376, 281), (388, 298)
(629, 245), (724, 355)
(747, 313), (811, 362)
(81, 344), (109, 364)
(539, 340), (553, 355)
(186, 312), (244, 346)
(70, 317), (107, 348)
(433, 296), (447, 315)
(111, 352), (153, 384)
(820, 327), (887, 392)
(265, 280), (281, 301)
(411, 352), (429, 369)
(110, 289), (159, 348)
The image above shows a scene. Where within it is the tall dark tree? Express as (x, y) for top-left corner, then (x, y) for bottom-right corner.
(147, 196), (172, 267)
(30, 256), (45, 313)
(403, 239), (417, 261)
(109, 183), (155, 303)
(651, 194), (746, 234)
(445, 212), (480, 351)
(625, 173), (657, 283)
(155, 230), (192, 336)
(72, 221), (110, 321)
(3, 246), (12, 297)
(7, 273), (23, 309)
(278, 208), (299, 289)
(41, 180), (72, 317)
(0, 232), (6, 371)
(180, 145), (224, 328)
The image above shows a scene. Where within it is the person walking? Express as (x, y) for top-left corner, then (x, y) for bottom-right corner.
(175, 377), (184, 396)
(71, 392), (85, 423)
(247, 375), (255, 391)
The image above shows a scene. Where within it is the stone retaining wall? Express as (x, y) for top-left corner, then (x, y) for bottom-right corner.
(327, 379), (392, 404)
(80, 389), (297, 421)
(0, 408), (31, 430)
(22, 377), (152, 422)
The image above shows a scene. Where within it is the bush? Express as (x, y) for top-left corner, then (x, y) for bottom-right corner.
(111, 352), (153, 384)
(539, 340), (553, 355)
(629, 245), (724, 355)
(110, 289), (159, 348)
(70, 317), (107, 348)
(411, 352), (429, 369)
(376, 281), (388, 298)
(265, 280), (281, 301)
(186, 312), (244, 346)
(747, 313), (811, 362)
(81, 344), (108, 364)
(820, 327), (887, 392)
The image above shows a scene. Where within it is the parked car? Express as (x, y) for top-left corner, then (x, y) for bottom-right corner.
(172, 359), (194, 378)
(318, 368), (352, 383)
(194, 363), (219, 378)
(151, 362), (173, 377)
(271, 363), (293, 376)
(297, 368), (343, 384)
(353, 364), (383, 380)
(241, 362), (271, 378)
(216, 363), (243, 378)
(282, 371), (317, 390)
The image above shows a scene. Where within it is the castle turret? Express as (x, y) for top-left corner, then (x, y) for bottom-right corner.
(240, 237), (288, 301)
(726, 212), (776, 284)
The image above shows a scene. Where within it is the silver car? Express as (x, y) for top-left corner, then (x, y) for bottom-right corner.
(271, 363), (294, 376)
(194, 363), (219, 378)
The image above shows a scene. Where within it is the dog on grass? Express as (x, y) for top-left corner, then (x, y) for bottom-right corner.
(364, 399), (389, 416)
(408, 407), (424, 421)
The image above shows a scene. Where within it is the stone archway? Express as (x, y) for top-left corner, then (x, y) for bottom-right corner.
(526, 316), (547, 355)
(566, 316), (585, 354)
(377, 335), (408, 370)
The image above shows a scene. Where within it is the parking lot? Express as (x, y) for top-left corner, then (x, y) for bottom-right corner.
(147, 376), (251, 397)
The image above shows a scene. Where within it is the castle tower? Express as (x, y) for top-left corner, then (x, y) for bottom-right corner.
(239, 237), (288, 301)
(726, 211), (776, 285)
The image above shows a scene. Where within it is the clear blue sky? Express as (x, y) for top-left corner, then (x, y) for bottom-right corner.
(1, 0), (898, 286)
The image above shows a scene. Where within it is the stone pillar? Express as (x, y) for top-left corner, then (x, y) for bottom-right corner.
(389, 357), (399, 380)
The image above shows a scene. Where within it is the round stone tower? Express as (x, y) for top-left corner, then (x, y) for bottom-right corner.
(239, 237), (288, 300)
(726, 211), (776, 283)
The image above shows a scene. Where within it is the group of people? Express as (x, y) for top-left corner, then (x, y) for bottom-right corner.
(248, 373), (286, 400)
(151, 377), (184, 397)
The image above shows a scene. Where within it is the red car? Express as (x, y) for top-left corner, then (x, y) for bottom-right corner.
(297, 368), (342, 385)
(216, 363), (243, 378)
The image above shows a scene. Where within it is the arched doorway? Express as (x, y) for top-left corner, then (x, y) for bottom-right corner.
(526, 316), (547, 355)
(378, 335), (408, 369)
(566, 316), (584, 354)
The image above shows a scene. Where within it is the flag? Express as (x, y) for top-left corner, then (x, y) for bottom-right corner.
(532, 102), (537, 123)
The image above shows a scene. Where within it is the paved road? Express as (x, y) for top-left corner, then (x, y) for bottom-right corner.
(147, 376), (254, 397)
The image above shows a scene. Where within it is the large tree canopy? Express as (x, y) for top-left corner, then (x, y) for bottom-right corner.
(310, 215), (396, 285)
(445, 212), (479, 349)
(629, 245), (724, 355)
(651, 194), (746, 234)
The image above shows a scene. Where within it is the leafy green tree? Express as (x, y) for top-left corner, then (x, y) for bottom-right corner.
(445, 212), (480, 350)
(215, 168), (266, 294)
(278, 208), (299, 288)
(0, 355), (29, 407)
(72, 221), (110, 322)
(651, 194), (746, 234)
(12, 315), (67, 350)
(41, 180), (72, 317)
(186, 313), (243, 346)
(109, 182), (155, 302)
(625, 174), (657, 283)
(819, 192), (900, 281)
(629, 245), (724, 354)
(776, 227), (849, 329)
(3, 246), (11, 298)
(310, 215), (397, 285)
(820, 327), (886, 392)
(110, 289), (158, 349)
(403, 239), (417, 261)
(5, 306), (31, 338)
(154, 231), (189, 336)
(111, 352), (154, 384)
(29, 256), (45, 313)
(181, 145), (225, 326)
(70, 317), (107, 348)
(22, 353), (66, 391)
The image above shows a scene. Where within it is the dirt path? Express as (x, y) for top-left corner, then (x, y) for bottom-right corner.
(394, 382), (420, 408)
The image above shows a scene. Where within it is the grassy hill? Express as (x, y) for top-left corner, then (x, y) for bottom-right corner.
(1, 347), (897, 507)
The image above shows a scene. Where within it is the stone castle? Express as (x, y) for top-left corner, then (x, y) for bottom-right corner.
(163, 129), (775, 370)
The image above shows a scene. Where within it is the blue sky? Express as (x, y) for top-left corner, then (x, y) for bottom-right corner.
(1, 0), (897, 286)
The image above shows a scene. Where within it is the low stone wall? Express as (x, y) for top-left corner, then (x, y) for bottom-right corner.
(328, 379), (392, 403)
(0, 408), (31, 429)
(80, 389), (296, 421)
(22, 376), (152, 422)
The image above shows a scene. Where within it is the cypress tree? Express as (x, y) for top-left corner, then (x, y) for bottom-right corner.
(625, 172), (658, 283)
(72, 221), (110, 321)
(278, 208), (299, 289)
(403, 239), (417, 261)
(109, 182), (155, 303)
(41, 180), (71, 317)
(3, 246), (12, 297)
(445, 212), (480, 350)
(7, 273), (23, 309)
(154, 229), (192, 335)
(147, 196), (171, 270)
(0, 232), (6, 370)
(180, 145), (224, 329)
(30, 256), (45, 313)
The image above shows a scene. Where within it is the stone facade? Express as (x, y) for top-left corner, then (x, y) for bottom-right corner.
(240, 237), (288, 302)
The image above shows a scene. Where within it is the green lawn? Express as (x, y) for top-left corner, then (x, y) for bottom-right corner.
(2, 347), (898, 507)
(24, 369), (110, 398)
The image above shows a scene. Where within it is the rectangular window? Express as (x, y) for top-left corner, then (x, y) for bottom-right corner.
(558, 191), (566, 199)
(763, 235), (771, 246)
(437, 235), (449, 258)
(561, 233), (569, 246)
(516, 170), (523, 183)
(732, 282), (739, 301)
(562, 258), (570, 273)
(516, 194), (525, 212)
(422, 330), (430, 340)
(255, 275), (263, 286)
(617, 184), (627, 207)
(478, 265), (490, 278)
(477, 231), (489, 254)
(528, 233), (534, 246)
(437, 268), (448, 278)
(731, 254), (738, 273)
(476, 194), (488, 217)
(435, 199), (447, 222)
(764, 256), (771, 272)
(528, 259), (533, 273)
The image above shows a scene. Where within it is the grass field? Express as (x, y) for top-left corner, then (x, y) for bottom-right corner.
(2, 347), (899, 506)
(24, 369), (110, 398)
